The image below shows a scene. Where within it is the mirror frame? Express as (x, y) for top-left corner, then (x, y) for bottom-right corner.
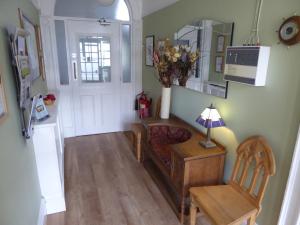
(174, 20), (235, 99)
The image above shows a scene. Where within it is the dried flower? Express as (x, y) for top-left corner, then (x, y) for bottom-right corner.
(153, 38), (200, 88)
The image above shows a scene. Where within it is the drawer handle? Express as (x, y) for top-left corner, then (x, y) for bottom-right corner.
(73, 62), (77, 80)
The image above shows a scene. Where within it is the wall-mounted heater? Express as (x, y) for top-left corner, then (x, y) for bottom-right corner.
(224, 46), (270, 86)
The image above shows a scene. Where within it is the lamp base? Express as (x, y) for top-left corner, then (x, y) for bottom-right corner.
(199, 140), (216, 149)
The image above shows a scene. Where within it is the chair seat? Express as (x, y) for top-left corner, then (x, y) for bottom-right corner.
(190, 185), (258, 225)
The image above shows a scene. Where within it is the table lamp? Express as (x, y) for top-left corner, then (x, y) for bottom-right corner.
(196, 104), (225, 148)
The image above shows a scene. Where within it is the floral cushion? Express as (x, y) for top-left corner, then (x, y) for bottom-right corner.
(149, 126), (192, 171)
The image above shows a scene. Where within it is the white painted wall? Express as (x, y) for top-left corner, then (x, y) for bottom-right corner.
(278, 125), (300, 225)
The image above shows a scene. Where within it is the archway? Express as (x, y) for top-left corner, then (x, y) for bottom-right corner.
(38, 0), (142, 21)
(38, 0), (143, 137)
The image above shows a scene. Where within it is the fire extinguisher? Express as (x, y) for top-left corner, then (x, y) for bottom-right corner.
(135, 92), (152, 119)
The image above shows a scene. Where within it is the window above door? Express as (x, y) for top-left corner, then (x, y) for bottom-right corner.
(55, 0), (130, 22)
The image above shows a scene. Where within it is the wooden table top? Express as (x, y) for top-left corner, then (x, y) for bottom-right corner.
(142, 116), (226, 161)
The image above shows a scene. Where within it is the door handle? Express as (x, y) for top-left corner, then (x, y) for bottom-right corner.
(73, 62), (77, 80)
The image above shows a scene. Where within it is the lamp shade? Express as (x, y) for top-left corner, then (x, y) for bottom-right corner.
(196, 104), (225, 128)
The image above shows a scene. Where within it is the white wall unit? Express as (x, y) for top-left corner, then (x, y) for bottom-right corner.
(32, 97), (66, 214)
(36, 198), (46, 225)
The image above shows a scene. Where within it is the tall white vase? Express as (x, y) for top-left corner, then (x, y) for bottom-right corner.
(160, 87), (171, 119)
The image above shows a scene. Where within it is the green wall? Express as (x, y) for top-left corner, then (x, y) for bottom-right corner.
(0, 0), (47, 224)
(143, 0), (300, 224)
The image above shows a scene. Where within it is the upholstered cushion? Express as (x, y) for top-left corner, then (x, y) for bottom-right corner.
(149, 126), (192, 171)
(149, 126), (192, 145)
(151, 143), (173, 171)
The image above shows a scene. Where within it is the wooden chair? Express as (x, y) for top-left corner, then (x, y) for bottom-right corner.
(130, 96), (161, 162)
(189, 136), (276, 225)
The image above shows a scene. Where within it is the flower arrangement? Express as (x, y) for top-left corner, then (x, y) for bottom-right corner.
(153, 39), (178, 88)
(153, 39), (199, 87)
(174, 45), (199, 86)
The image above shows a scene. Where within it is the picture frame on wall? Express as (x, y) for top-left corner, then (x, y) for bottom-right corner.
(145, 35), (154, 66)
(215, 56), (224, 73)
(216, 35), (225, 53)
(0, 68), (8, 124)
(18, 9), (46, 82)
(35, 25), (46, 81)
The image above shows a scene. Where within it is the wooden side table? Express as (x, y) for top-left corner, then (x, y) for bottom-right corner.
(142, 116), (226, 223)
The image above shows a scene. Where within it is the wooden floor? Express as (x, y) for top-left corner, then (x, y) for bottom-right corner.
(47, 132), (209, 225)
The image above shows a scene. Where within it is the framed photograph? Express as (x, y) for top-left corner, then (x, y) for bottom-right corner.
(0, 68), (8, 124)
(215, 56), (224, 73)
(216, 35), (225, 53)
(18, 9), (46, 81)
(145, 35), (154, 66)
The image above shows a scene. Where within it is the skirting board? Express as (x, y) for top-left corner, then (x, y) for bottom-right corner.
(37, 198), (46, 225)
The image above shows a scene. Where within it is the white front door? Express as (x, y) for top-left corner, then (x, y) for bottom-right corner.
(66, 20), (121, 136)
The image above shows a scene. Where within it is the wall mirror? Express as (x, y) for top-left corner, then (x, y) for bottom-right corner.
(174, 19), (234, 98)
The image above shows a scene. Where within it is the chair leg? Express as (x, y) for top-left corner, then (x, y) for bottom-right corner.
(247, 214), (256, 225)
(190, 201), (197, 225)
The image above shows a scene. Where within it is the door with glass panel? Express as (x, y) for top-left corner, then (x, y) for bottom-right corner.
(67, 20), (121, 136)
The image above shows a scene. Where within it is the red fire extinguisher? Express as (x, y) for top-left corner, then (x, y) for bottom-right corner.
(135, 92), (151, 119)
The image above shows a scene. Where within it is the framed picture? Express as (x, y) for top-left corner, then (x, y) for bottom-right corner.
(216, 35), (225, 53)
(18, 9), (46, 81)
(0, 68), (8, 124)
(145, 35), (154, 66)
(35, 26), (46, 81)
(215, 56), (224, 73)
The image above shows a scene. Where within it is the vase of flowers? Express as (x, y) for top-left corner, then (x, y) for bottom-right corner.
(174, 45), (199, 87)
(153, 39), (179, 119)
(153, 40), (199, 118)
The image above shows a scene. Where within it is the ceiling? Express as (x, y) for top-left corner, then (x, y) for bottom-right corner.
(142, 0), (179, 16)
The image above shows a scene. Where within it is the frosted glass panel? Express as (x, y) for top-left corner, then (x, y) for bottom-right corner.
(122, 24), (131, 83)
(55, 20), (69, 85)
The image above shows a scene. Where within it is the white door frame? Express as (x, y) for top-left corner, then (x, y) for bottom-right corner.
(37, 0), (142, 136)
(278, 125), (300, 225)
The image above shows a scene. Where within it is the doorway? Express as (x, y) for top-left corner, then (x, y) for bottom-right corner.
(66, 20), (121, 136)
(39, 0), (142, 138)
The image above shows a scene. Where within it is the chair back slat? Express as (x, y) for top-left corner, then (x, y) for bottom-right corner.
(257, 175), (269, 203)
(238, 155), (253, 187)
(229, 136), (276, 213)
(231, 155), (242, 181)
(248, 166), (261, 194)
